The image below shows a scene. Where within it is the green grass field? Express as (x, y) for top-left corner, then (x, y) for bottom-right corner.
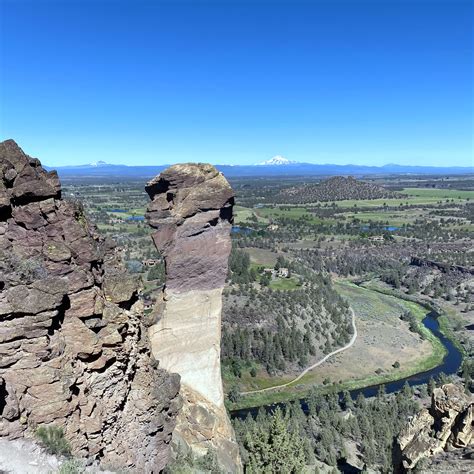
(402, 187), (474, 199)
(245, 247), (278, 266)
(342, 209), (418, 226)
(234, 205), (256, 224)
(239, 186), (473, 230)
(271, 187), (473, 209)
(255, 206), (335, 224)
(106, 207), (146, 219)
(269, 277), (300, 290)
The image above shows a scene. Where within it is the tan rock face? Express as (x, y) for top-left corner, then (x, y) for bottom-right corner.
(146, 163), (242, 472)
(0, 140), (181, 472)
(397, 384), (473, 471)
(150, 289), (224, 407)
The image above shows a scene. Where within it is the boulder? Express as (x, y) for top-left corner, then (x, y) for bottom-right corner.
(397, 384), (473, 471)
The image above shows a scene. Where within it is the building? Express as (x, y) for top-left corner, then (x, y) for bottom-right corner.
(278, 267), (289, 278)
(368, 235), (384, 243)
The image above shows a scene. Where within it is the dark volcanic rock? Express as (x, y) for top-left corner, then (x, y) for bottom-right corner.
(145, 163), (234, 292)
(0, 139), (61, 205)
(0, 140), (180, 472)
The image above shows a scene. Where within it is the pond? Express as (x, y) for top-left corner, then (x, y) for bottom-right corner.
(232, 226), (254, 235)
(361, 225), (399, 231)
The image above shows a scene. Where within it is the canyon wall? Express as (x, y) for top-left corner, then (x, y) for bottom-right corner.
(145, 164), (242, 472)
(0, 140), (180, 472)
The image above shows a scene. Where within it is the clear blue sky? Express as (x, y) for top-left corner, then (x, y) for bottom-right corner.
(1, 0), (472, 167)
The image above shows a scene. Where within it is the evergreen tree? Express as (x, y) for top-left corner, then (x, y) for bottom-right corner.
(245, 407), (306, 473)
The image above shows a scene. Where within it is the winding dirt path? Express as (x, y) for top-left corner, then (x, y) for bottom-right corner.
(240, 307), (357, 395)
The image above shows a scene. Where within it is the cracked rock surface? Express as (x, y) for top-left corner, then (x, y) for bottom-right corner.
(396, 383), (473, 471)
(146, 163), (242, 472)
(0, 140), (180, 472)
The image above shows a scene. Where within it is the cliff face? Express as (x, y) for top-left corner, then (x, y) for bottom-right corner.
(0, 140), (181, 472)
(396, 383), (473, 471)
(145, 164), (242, 472)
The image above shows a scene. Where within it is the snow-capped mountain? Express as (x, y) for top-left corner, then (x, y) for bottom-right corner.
(256, 155), (298, 166)
(89, 160), (108, 167)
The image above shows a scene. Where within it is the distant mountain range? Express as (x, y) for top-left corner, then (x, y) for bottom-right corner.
(47, 160), (473, 179)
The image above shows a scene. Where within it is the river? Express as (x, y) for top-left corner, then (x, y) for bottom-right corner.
(230, 310), (463, 419)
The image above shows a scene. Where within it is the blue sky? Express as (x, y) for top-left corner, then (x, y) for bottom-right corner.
(1, 0), (472, 167)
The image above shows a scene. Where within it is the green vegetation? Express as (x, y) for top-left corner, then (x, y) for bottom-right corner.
(227, 282), (447, 410)
(234, 383), (425, 473)
(240, 407), (306, 472)
(402, 187), (474, 199)
(223, 274), (352, 380)
(234, 205), (259, 224)
(269, 276), (299, 290)
(279, 176), (399, 204)
(58, 459), (85, 474)
(361, 280), (469, 357)
(70, 174), (472, 472)
(36, 425), (71, 457)
(229, 247), (258, 284)
(164, 447), (223, 474)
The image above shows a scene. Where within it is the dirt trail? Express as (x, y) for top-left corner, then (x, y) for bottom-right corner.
(241, 307), (357, 395)
(0, 439), (60, 473)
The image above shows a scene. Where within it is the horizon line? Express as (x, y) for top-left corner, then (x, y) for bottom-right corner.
(44, 161), (474, 170)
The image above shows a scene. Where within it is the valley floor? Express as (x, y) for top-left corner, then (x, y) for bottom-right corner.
(240, 307), (357, 395)
(226, 281), (446, 410)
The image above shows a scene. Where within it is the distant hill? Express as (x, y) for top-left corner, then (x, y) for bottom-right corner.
(46, 161), (473, 181)
(280, 176), (401, 203)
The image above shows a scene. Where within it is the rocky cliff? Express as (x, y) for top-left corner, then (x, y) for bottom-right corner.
(396, 383), (473, 472)
(145, 164), (242, 472)
(0, 140), (181, 472)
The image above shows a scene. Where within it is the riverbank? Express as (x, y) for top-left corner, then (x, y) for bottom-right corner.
(358, 279), (468, 357)
(226, 281), (447, 411)
(230, 311), (462, 419)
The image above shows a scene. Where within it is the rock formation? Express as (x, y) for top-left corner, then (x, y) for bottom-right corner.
(396, 383), (473, 471)
(0, 140), (181, 472)
(145, 164), (242, 472)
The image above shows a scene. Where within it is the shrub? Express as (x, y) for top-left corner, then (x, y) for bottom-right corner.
(58, 459), (84, 474)
(228, 385), (241, 403)
(36, 425), (71, 457)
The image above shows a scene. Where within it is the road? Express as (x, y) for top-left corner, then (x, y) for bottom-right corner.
(240, 307), (357, 395)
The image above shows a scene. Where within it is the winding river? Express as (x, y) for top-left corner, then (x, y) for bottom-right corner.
(231, 310), (463, 419)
